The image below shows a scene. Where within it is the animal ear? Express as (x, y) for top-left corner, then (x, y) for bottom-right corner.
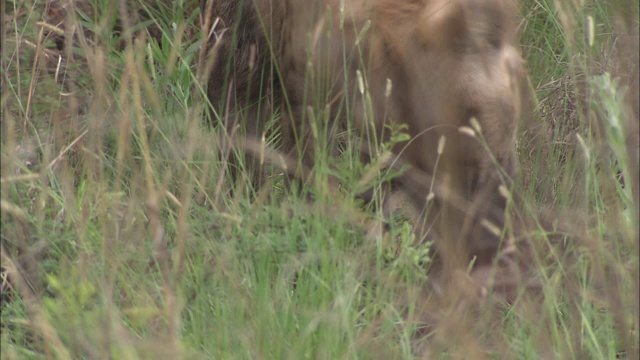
(417, 0), (468, 50)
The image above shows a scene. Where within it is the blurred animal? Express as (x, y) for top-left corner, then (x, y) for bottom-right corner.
(202, 0), (527, 268)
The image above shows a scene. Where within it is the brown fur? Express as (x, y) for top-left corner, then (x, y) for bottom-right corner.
(202, 0), (527, 268)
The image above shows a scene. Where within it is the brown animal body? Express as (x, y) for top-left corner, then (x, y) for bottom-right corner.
(202, 0), (527, 268)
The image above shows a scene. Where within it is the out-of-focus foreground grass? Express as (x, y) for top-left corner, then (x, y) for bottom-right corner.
(1, 1), (637, 358)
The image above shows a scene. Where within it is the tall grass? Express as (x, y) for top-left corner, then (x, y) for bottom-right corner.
(1, 0), (637, 359)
